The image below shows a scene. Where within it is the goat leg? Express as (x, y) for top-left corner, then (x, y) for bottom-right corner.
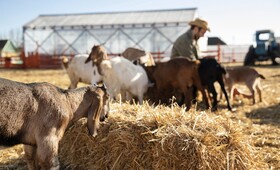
(218, 78), (232, 111)
(24, 145), (39, 170)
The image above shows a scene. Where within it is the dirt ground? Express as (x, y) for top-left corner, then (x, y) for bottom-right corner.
(0, 63), (279, 169)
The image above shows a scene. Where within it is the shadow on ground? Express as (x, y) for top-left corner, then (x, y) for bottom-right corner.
(245, 103), (280, 126)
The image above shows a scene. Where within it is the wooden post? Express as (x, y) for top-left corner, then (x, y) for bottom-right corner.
(217, 43), (221, 62)
(232, 49), (235, 62)
(4, 57), (11, 68)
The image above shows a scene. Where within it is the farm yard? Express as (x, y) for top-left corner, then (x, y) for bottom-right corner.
(0, 63), (279, 169)
(1, 0), (280, 168)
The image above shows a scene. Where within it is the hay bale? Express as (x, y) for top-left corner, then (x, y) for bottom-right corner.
(59, 102), (258, 169)
(0, 145), (26, 169)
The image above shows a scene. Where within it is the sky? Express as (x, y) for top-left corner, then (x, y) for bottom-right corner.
(1, 0), (280, 45)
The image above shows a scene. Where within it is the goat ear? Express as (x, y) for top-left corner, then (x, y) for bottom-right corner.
(101, 51), (108, 60)
(85, 53), (92, 64)
(93, 83), (107, 91)
(101, 83), (107, 91)
(87, 95), (102, 137)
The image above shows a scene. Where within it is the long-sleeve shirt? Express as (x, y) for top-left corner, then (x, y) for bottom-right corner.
(170, 29), (199, 60)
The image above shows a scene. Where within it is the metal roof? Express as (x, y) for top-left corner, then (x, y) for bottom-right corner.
(24, 8), (197, 29)
(0, 40), (8, 50)
(208, 37), (227, 45)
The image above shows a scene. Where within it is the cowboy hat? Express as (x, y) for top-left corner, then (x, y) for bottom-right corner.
(189, 18), (210, 31)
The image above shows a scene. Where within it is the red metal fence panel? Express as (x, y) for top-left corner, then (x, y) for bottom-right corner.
(0, 46), (247, 69)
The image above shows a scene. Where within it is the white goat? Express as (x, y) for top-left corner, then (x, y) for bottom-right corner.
(63, 54), (103, 89)
(122, 47), (155, 66)
(100, 56), (150, 104)
(0, 78), (110, 169)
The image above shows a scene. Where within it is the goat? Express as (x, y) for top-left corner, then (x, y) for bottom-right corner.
(198, 58), (232, 111)
(223, 66), (265, 104)
(85, 45), (108, 68)
(63, 54), (103, 89)
(0, 78), (110, 169)
(63, 45), (108, 89)
(144, 57), (210, 110)
(122, 47), (155, 66)
(99, 56), (150, 104)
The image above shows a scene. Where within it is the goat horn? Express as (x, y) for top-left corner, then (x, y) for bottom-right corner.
(102, 83), (107, 90)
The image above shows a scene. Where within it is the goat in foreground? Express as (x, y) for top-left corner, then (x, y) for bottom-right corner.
(223, 66), (265, 104)
(0, 78), (110, 170)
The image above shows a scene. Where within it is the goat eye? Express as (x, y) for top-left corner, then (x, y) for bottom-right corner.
(93, 70), (96, 75)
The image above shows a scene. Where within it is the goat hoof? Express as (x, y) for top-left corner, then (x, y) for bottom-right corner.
(211, 107), (217, 112)
(231, 107), (237, 112)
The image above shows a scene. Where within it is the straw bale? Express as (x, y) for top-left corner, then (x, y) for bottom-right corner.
(59, 102), (257, 170)
(0, 145), (26, 169)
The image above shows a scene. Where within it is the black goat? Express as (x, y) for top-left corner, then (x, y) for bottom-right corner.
(198, 58), (232, 111)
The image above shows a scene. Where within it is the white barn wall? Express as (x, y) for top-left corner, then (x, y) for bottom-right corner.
(23, 8), (197, 57)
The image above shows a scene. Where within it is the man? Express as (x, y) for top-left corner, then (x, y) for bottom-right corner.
(171, 18), (210, 60)
(170, 18), (210, 106)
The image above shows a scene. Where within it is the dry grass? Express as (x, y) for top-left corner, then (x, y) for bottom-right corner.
(0, 63), (279, 169)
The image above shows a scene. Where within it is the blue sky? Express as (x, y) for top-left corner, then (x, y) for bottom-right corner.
(1, 0), (280, 45)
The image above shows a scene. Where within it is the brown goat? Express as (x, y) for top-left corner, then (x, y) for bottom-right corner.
(223, 66), (265, 104)
(144, 57), (210, 110)
(0, 78), (110, 169)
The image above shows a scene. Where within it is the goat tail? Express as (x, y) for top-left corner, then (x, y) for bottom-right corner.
(192, 60), (201, 70)
(219, 65), (227, 75)
(217, 63), (227, 74)
(258, 74), (265, 79)
(194, 60), (201, 65)
(62, 56), (69, 69)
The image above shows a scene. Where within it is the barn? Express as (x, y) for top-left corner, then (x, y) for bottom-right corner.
(23, 8), (197, 60)
(0, 39), (19, 58)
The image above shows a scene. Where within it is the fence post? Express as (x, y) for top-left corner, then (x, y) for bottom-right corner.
(20, 48), (26, 69)
(4, 57), (11, 68)
(217, 44), (221, 62)
(232, 49), (235, 62)
(36, 51), (40, 68)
